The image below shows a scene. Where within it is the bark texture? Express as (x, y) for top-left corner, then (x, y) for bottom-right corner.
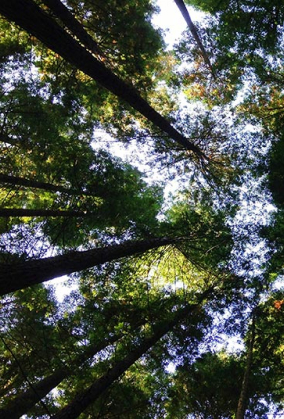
(0, 236), (175, 295)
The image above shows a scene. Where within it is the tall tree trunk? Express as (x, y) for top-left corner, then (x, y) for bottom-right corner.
(0, 173), (91, 196)
(1, 294), (175, 418)
(41, 0), (103, 56)
(0, 236), (176, 295)
(0, 0), (204, 158)
(0, 208), (89, 217)
(2, 370), (64, 419)
(236, 315), (256, 419)
(174, 0), (215, 78)
(51, 294), (209, 419)
(0, 326), (139, 419)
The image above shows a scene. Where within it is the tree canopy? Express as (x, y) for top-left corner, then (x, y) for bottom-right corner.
(0, 0), (284, 417)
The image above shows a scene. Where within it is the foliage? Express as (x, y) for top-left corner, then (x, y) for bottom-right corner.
(0, 0), (284, 417)
(166, 351), (243, 418)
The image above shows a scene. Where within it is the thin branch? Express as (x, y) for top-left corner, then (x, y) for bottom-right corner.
(0, 208), (90, 217)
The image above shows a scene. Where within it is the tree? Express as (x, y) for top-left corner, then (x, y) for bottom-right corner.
(185, 0), (284, 93)
(0, 208), (90, 217)
(0, 251), (214, 417)
(236, 315), (256, 419)
(0, 192), (234, 295)
(0, 236), (177, 295)
(174, 0), (215, 77)
(0, 173), (91, 196)
(41, 0), (103, 57)
(0, 0), (204, 157)
(0, 311), (147, 418)
(51, 292), (209, 419)
(247, 292), (284, 413)
(0, 286), (66, 416)
(166, 352), (243, 418)
(0, 81), (164, 246)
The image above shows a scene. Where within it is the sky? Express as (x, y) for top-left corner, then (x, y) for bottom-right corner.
(153, 0), (205, 47)
(153, 0), (187, 46)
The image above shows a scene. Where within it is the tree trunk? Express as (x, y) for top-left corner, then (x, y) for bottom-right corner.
(236, 315), (256, 419)
(51, 297), (208, 419)
(0, 173), (111, 199)
(0, 0), (204, 157)
(0, 300), (166, 417)
(0, 330), (128, 418)
(0, 208), (89, 217)
(0, 173), (90, 196)
(0, 236), (176, 295)
(174, 0), (215, 78)
(0, 370), (67, 419)
(41, 0), (103, 56)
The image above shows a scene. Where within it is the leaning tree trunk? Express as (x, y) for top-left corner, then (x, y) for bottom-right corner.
(0, 236), (176, 295)
(0, 0), (204, 157)
(174, 0), (215, 78)
(51, 293), (209, 419)
(1, 370), (67, 419)
(0, 173), (92, 196)
(0, 325), (140, 419)
(41, 0), (103, 56)
(0, 296), (171, 418)
(236, 315), (256, 419)
(0, 208), (90, 217)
